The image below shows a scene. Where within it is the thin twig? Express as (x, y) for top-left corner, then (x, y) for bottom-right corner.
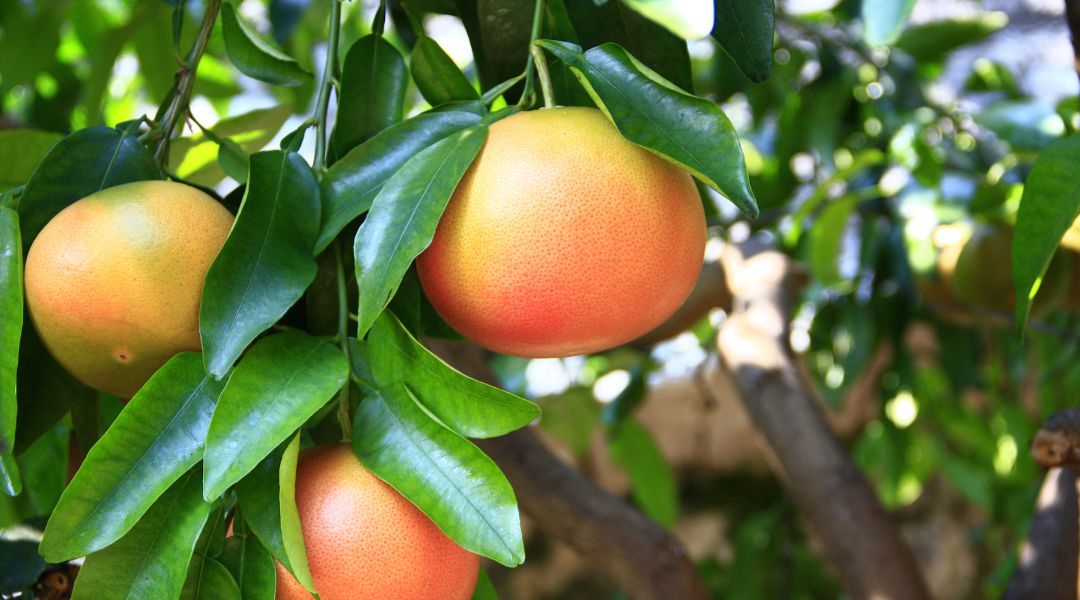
(312, 0), (344, 173)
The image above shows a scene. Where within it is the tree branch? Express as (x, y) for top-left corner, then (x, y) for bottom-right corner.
(427, 340), (711, 600)
(714, 242), (930, 599)
(1003, 467), (1079, 600)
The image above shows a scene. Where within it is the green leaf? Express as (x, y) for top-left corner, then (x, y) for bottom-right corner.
(221, 2), (311, 86)
(40, 353), (226, 563)
(332, 34), (408, 158)
(353, 385), (524, 567)
(364, 313), (539, 438)
(537, 388), (598, 458)
(18, 126), (160, 247)
(808, 196), (863, 289)
(620, 0), (714, 39)
(182, 556), (241, 600)
(0, 453), (20, 497)
(220, 536), (277, 600)
(862, 0), (916, 46)
(71, 469), (212, 600)
(471, 569), (497, 600)
(608, 420), (677, 528)
(0, 1), (64, 97)
(894, 12), (1007, 62)
(203, 332), (348, 500)
(456, 0), (532, 97)
(353, 126), (488, 337)
(1014, 134), (1080, 331)
(171, 105), (294, 188)
(537, 41), (758, 218)
(235, 435), (315, 593)
(218, 139), (250, 184)
(0, 539), (43, 593)
(14, 328), (89, 455)
(711, 0), (774, 83)
(200, 151), (320, 378)
(133, 1), (178, 103)
(318, 110), (482, 253)
(0, 209), (21, 456)
(411, 35), (479, 107)
(975, 100), (1065, 153)
(0, 130), (61, 191)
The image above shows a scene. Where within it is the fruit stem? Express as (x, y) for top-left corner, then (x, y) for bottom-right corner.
(530, 44), (556, 109)
(153, 0), (222, 168)
(334, 239), (354, 441)
(313, 0), (344, 174)
(518, 0), (547, 108)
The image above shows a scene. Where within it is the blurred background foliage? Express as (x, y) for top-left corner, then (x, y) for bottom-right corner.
(2, 0), (1079, 597)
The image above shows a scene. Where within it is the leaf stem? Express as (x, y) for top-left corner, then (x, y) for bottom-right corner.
(153, 0), (222, 167)
(518, 0), (547, 107)
(313, 0), (344, 174)
(530, 44), (556, 108)
(334, 239), (353, 441)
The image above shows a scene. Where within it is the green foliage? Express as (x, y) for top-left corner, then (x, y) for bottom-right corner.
(711, 0), (774, 82)
(219, 535), (277, 600)
(221, 2), (311, 86)
(411, 35), (480, 106)
(0, 208), (21, 461)
(333, 34), (408, 157)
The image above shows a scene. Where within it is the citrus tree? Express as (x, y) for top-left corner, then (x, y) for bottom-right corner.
(2, 0), (1080, 598)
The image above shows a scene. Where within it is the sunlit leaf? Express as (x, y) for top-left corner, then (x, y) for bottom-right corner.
(221, 2), (311, 86)
(862, 0), (916, 46)
(411, 35), (479, 106)
(0, 130), (61, 191)
(608, 419), (678, 528)
(620, 0), (713, 39)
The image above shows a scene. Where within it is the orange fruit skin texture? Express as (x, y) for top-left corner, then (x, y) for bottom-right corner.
(24, 180), (233, 398)
(275, 444), (479, 600)
(416, 107), (706, 358)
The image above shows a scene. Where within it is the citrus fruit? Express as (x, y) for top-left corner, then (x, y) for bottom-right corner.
(417, 107), (706, 357)
(24, 180), (233, 398)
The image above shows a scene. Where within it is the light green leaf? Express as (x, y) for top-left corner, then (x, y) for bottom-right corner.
(608, 420), (678, 528)
(862, 0), (917, 46)
(0, 208), (21, 457)
(0, 130), (61, 191)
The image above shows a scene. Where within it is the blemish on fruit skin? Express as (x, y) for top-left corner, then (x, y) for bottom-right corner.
(114, 347), (132, 363)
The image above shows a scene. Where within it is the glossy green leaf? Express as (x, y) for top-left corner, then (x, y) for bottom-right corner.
(365, 313), (539, 438)
(353, 385), (524, 567)
(0, 209), (21, 456)
(471, 569), (497, 600)
(620, 0), (713, 39)
(203, 332), (348, 500)
(0, 453), (19, 497)
(711, 0), (774, 82)
(894, 12), (1007, 62)
(171, 105), (294, 188)
(537, 41), (758, 218)
(332, 34), (408, 158)
(200, 151), (320, 378)
(353, 126), (488, 337)
(0, 130), (61, 191)
(411, 35), (479, 106)
(318, 110), (482, 253)
(17, 126), (160, 246)
(40, 353), (226, 563)
(71, 469), (212, 600)
(235, 435), (314, 593)
(862, 0), (916, 46)
(220, 536), (277, 600)
(1014, 134), (1080, 331)
(221, 2), (311, 86)
(182, 556), (241, 600)
(14, 328), (88, 455)
(608, 420), (677, 528)
(808, 196), (862, 289)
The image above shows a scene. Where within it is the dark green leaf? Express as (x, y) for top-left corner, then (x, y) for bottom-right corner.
(71, 469), (212, 600)
(14, 327), (88, 455)
(170, 105), (294, 188)
(608, 420), (678, 528)
(181, 556), (241, 600)
(318, 110), (482, 253)
(365, 313), (539, 438)
(235, 435), (315, 593)
(221, 2), (311, 86)
(1014, 134), (1080, 331)
(537, 41), (758, 217)
(411, 35), (479, 106)
(200, 151), (320, 378)
(894, 13), (1007, 62)
(0, 453), (19, 497)
(0, 539), (43, 593)
(332, 34), (408, 157)
(620, 0), (713, 39)
(0, 208), (21, 456)
(353, 385), (524, 567)
(18, 127), (160, 247)
(711, 0), (774, 82)
(0, 130), (61, 191)
(456, 0), (532, 96)
(353, 126), (487, 337)
(40, 353), (226, 562)
(203, 332), (348, 499)
(194, 504), (228, 560)
(471, 569), (497, 600)
(220, 536), (277, 600)
(862, 0), (916, 46)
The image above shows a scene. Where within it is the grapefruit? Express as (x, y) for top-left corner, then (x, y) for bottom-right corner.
(275, 444), (479, 600)
(416, 107), (706, 357)
(23, 180), (233, 398)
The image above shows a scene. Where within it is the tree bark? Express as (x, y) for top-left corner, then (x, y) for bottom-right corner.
(1003, 467), (1079, 600)
(714, 243), (930, 600)
(429, 340), (711, 600)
